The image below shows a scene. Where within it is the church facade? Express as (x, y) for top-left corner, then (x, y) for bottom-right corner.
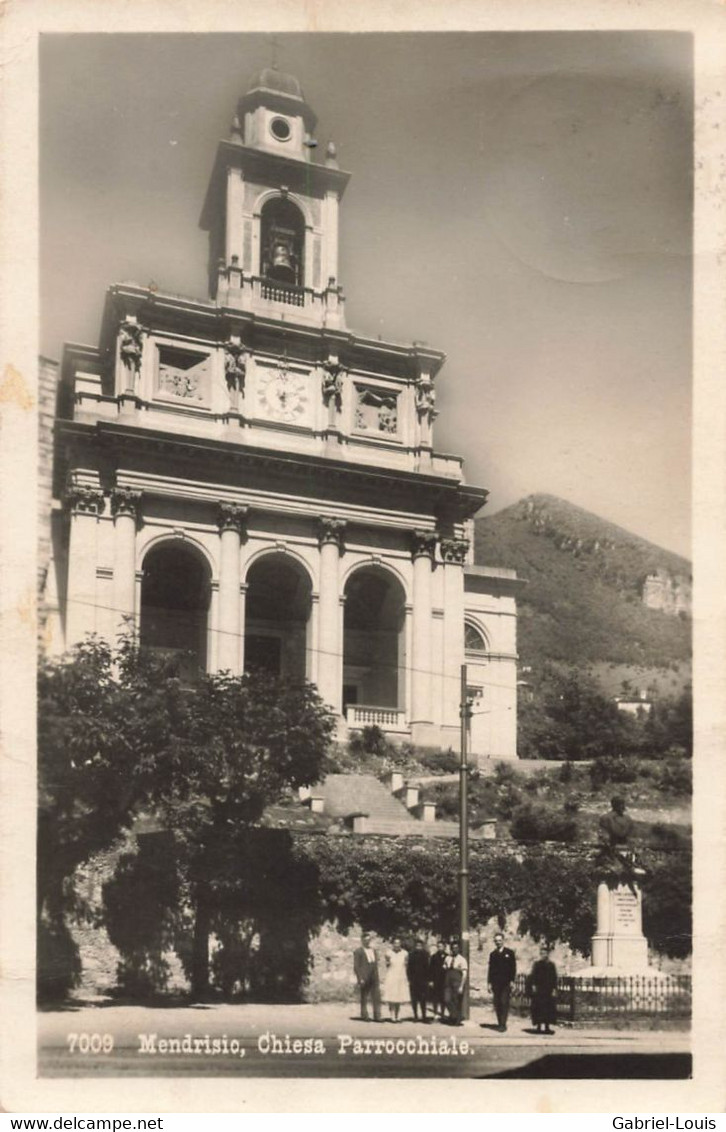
(43, 67), (521, 760)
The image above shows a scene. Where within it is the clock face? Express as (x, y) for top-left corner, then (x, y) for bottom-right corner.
(259, 369), (309, 424)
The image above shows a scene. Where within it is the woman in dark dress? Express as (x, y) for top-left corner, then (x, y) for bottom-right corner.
(529, 944), (558, 1034)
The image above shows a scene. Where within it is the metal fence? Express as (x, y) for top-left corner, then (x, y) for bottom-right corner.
(511, 973), (691, 1024)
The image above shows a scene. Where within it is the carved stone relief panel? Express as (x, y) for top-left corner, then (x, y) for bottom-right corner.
(154, 344), (211, 407)
(354, 385), (399, 435)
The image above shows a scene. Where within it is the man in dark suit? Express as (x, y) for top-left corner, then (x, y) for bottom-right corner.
(407, 938), (431, 1023)
(428, 938), (448, 1019)
(488, 931), (517, 1031)
(353, 932), (381, 1021)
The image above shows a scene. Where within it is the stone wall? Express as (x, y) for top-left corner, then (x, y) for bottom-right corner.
(66, 834), (690, 1002)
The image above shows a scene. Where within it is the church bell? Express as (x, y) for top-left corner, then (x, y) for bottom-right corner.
(267, 227), (297, 283)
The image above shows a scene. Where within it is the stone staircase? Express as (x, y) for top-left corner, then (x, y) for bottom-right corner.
(302, 772), (496, 839)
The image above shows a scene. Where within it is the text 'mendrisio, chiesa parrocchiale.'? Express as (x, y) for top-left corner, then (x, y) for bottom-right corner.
(41, 65), (522, 760)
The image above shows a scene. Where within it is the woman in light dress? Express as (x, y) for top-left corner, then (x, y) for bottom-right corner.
(383, 937), (410, 1022)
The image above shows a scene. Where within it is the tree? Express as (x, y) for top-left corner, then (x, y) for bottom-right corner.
(129, 660), (334, 997)
(518, 663), (630, 760)
(38, 636), (145, 997)
(517, 848), (598, 956)
(642, 850), (692, 958)
(38, 635), (334, 999)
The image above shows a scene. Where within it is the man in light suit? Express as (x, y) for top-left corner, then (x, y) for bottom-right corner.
(353, 932), (381, 1021)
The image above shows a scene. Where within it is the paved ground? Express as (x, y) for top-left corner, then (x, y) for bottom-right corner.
(38, 1003), (691, 1079)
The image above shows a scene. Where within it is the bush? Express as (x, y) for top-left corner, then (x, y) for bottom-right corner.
(648, 823), (688, 852)
(656, 756), (692, 796)
(493, 761), (525, 787)
(494, 783), (525, 820)
(558, 760), (575, 784)
(642, 851), (692, 958)
(416, 748), (460, 774)
(589, 756), (639, 789)
(348, 725), (390, 757)
(510, 802), (579, 843)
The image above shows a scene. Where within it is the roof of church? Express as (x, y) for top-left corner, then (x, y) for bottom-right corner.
(247, 66), (304, 102)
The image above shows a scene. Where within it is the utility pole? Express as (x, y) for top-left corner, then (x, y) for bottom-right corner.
(459, 663), (473, 1021)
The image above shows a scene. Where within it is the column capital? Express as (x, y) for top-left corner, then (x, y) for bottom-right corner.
(440, 537), (469, 565)
(110, 486), (142, 521)
(318, 516), (346, 552)
(410, 529), (438, 562)
(217, 502), (249, 537)
(64, 484), (105, 516)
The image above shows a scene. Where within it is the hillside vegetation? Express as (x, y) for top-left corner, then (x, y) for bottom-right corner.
(474, 494), (691, 670)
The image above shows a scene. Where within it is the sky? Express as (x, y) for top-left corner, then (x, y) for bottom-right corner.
(40, 32), (693, 557)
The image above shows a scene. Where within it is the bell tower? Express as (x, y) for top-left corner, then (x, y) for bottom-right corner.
(200, 66), (350, 329)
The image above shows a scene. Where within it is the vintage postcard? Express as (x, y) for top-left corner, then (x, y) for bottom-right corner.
(1, 0), (724, 1116)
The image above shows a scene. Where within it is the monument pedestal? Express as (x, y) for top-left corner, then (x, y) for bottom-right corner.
(590, 879), (649, 971)
(573, 875), (670, 979)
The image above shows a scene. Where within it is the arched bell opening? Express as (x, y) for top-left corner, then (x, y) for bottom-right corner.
(244, 553), (312, 681)
(342, 566), (406, 712)
(260, 197), (305, 287)
(140, 542), (212, 677)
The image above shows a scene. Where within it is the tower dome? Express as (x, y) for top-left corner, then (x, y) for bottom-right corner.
(239, 64), (317, 132)
(247, 66), (304, 101)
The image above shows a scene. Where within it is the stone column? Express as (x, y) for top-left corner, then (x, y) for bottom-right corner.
(238, 582), (248, 675)
(317, 517), (346, 714)
(65, 485), (105, 647)
(225, 167), (245, 266)
(110, 488), (141, 641)
(440, 537), (469, 748)
(216, 503), (248, 674)
(324, 189), (340, 285)
(410, 530), (437, 740)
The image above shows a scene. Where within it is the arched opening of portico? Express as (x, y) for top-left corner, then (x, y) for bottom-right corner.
(342, 566), (406, 712)
(244, 553), (312, 681)
(139, 541), (211, 677)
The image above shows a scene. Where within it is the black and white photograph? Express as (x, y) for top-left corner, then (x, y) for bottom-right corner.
(1, 0), (725, 1117)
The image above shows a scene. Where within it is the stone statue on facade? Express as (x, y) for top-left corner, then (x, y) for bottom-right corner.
(415, 376), (437, 422)
(224, 343), (247, 400)
(119, 320), (144, 384)
(321, 359), (344, 412)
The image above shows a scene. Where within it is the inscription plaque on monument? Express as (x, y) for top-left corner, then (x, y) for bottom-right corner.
(612, 887), (639, 931)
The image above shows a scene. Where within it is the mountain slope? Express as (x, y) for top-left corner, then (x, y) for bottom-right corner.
(474, 494), (691, 672)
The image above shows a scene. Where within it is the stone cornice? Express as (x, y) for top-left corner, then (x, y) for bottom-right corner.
(57, 419), (489, 525)
(200, 141), (351, 232)
(97, 285), (445, 382)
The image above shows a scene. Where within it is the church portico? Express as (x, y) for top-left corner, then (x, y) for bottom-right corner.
(45, 64), (522, 760)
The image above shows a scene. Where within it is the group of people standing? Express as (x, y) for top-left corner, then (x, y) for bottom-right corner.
(353, 930), (558, 1035)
